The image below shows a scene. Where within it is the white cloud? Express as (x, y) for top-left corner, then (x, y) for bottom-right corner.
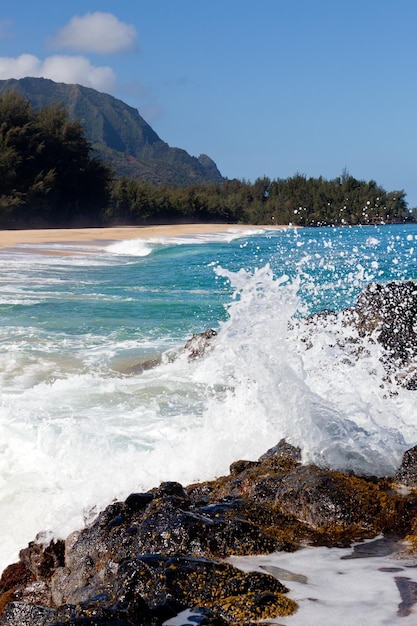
(0, 54), (116, 92)
(48, 12), (137, 54)
(0, 54), (41, 77)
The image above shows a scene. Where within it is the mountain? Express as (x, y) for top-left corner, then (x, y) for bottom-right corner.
(0, 77), (223, 186)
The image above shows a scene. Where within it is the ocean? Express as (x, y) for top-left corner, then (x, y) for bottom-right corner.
(2, 223), (417, 624)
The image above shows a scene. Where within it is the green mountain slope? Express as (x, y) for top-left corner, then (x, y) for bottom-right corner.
(0, 77), (223, 186)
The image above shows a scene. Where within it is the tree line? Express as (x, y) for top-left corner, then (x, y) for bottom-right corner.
(106, 173), (409, 227)
(0, 92), (411, 228)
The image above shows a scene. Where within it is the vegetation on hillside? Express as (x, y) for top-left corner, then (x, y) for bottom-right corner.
(0, 92), (411, 228)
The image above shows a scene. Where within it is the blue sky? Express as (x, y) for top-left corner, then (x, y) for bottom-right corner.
(1, 1), (417, 206)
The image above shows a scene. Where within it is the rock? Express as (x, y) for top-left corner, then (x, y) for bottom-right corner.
(3, 439), (417, 623)
(118, 329), (218, 377)
(395, 445), (417, 486)
(19, 538), (64, 581)
(0, 561), (34, 597)
(348, 281), (417, 390)
(302, 280), (417, 390)
(184, 329), (217, 359)
(0, 602), (58, 626)
(351, 281), (417, 362)
(271, 465), (399, 531)
(113, 555), (296, 623)
(188, 447), (413, 545)
(395, 576), (417, 618)
(1, 557), (297, 625)
(120, 354), (162, 375)
(258, 438), (302, 464)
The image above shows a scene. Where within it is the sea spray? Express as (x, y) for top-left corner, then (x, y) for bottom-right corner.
(207, 263), (413, 474)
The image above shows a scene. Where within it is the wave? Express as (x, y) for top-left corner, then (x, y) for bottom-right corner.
(105, 227), (279, 257)
(106, 239), (155, 257)
(199, 264), (415, 475)
(148, 227), (275, 246)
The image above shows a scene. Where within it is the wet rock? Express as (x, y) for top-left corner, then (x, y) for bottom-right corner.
(0, 537), (65, 614)
(185, 329), (217, 359)
(188, 448), (413, 545)
(116, 328), (217, 376)
(342, 535), (404, 560)
(260, 564), (308, 584)
(229, 459), (259, 475)
(1, 556), (297, 625)
(0, 602), (58, 626)
(113, 555), (296, 624)
(0, 562), (34, 619)
(303, 280), (417, 390)
(119, 354), (163, 376)
(19, 538), (65, 581)
(3, 439), (417, 623)
(273, 465), (385, 529)
(351, 281), (417, 362)
(258, 439), (302, 464)
(395, 445), (417, 486)
(138, 498), (277, 558)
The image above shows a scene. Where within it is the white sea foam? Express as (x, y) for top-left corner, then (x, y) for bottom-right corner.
(149, 227), (271, 246)
(105, 228), (276, 256)
(167, 538), (417, 624)
(226, 540), (417, 625)
(106, 238), (154, 256)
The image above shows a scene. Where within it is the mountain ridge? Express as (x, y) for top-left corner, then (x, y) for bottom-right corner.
(0, 77), (223, 186)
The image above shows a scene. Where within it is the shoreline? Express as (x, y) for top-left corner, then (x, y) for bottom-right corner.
(0, 223), (291, 250)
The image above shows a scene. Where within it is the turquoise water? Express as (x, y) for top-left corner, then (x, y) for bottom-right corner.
(4, 224), (417, 342)
(1, 223), (417, 571)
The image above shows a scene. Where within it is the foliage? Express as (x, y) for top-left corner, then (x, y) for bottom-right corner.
(0, 92), (112, 227)
(105, 173), (409, 227)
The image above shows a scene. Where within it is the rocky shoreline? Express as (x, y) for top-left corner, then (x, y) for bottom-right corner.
(2, 438), (417, 625)
(2, 280), (417, 625)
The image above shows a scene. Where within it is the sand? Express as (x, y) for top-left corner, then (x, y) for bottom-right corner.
(0, 224), (289, 252)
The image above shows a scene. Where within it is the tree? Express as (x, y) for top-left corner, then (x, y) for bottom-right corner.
(0, 93), (112, 227)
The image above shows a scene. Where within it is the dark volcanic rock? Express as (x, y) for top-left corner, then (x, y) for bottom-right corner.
(258, 439), (302, 464)
(0, 602), (58, 626)
(1, 555), (296, 625)
(119, 329), (218, 376)
(2, 439), (417, 624)
(304, 280), (417, 390)
(395, 445), (417, 486)
(113, 555), (295, 624)
(189, 445), (413, 545)
(19, 538), (65, 581)
(351, 281), (417, 362)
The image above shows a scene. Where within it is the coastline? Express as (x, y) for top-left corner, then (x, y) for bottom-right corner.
(0, 223), (290, 250)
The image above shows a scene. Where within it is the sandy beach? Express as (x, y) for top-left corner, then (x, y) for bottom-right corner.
(0, 224), (289, 252)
